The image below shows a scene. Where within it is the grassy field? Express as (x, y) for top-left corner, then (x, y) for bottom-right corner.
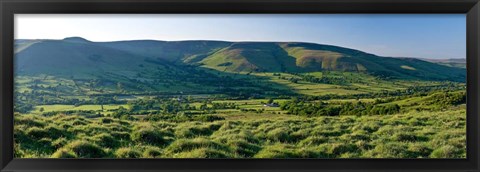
(14, 108), (466, 158)
(251, 72), (444, 95)
(13, 71), (467, 159)
(34, 105), (129, 113)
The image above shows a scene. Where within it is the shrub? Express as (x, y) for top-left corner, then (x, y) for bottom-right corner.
(100, 118), (115, 124)
(64, 140), (107, 158)
(115, 148), (142, 158)
(192, 115), (225, 122)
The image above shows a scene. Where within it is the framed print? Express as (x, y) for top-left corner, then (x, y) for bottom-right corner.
(1, 0), (479, 171)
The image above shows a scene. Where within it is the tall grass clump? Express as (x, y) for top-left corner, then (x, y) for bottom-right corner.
(166, 137), (230, 154)
(115, 147), (142, 158)
(51, 148), (77, 158)
(364, 142), (410, 158)
(143, 146), (163, 158)
(26, 127), (50, 139)
(254, 144), (298, 158)
(92, 133), (120, 148)
(131, 124), (173, 146)
(63, 140), (107, 158)
(265, 127), (292, 142)
(173, 148), (231, 158)
(175, 123), (222, 138)
(430, 145), (462, 158)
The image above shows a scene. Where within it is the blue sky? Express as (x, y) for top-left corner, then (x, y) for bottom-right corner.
(15, 14), (465, 59)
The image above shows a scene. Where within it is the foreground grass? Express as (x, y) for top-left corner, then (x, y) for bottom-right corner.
(14, 109), (466, 158)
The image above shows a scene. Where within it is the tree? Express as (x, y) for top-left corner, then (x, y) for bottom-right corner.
(39, 107), (45, 112)
(267, 98), (274, 104)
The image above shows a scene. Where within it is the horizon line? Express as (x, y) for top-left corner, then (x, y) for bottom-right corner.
(15, 36), (467, 60)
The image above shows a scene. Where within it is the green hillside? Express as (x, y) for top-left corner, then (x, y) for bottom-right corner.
(97, 40), (230, 63)
(421, 58), (466, 68)
(15, 37), (466, 83)
(14, 38), (294, 95)
(198, 42), (297, 72)
(15, 39), (152, 78)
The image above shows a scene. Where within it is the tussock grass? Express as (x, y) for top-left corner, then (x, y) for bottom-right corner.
(115, 147), (142, 158)
(15, 109), (466, 158)
(143, 146), (163, 158)
(166, 137), (230, 154)
(51, 148), (77, 158)
(92, 133), (120, 148)
(63, 140), (107, 158)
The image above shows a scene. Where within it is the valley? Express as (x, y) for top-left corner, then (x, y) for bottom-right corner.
(13, 37), (467, 158)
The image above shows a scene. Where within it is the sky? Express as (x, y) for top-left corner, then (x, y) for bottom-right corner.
(15, 14), (466, 59)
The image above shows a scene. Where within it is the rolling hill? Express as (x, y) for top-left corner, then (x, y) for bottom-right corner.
(420, 58), (466, 68)
(14, 37), (466, 82)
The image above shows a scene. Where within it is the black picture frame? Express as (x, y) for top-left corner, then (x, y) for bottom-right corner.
(1, 0), (479, 171)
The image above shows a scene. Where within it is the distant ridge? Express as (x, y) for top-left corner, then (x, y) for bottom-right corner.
(14, 37), (466, 82)
(420, 58), (466, 69)
(63, 37), (92, 43)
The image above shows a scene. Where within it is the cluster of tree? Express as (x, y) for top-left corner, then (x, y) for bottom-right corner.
(134, 63), (294, 97)
(280, 100), (400, 117)
(144, 112), (224, 122)
(127, 98), (194, 114)
(41, 110), (102, 118)
(13, 102), (34, 113)
(368, 71), (396, 80)
(206, 102), (238, 110)
(127, 98), (240, 113)
(240, 108), (265, 113)
(424, 91), (466, 107)
(287, 83), (463, 102)
(15, 90), (126, 108)
(300, 75), (349, 85)
(109, 97), (243, 119)
(280, 90), (465, 117)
